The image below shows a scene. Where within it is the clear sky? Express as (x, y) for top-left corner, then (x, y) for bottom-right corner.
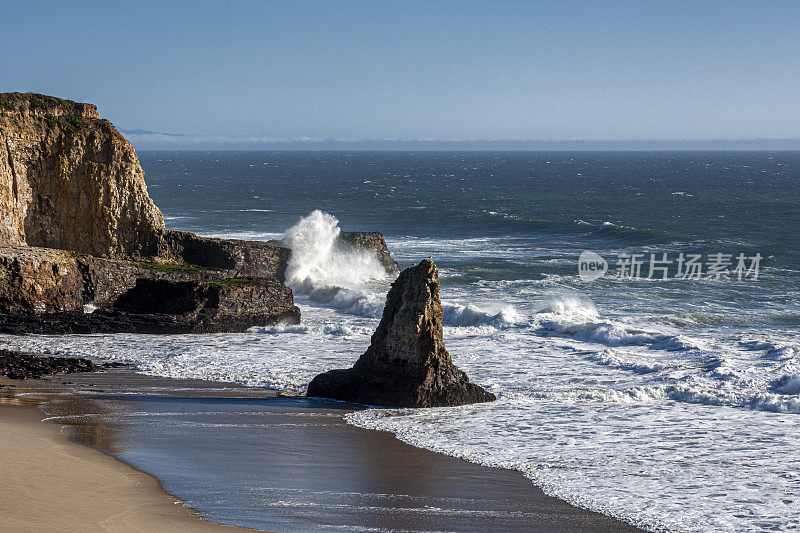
(2, 0), (799, 142)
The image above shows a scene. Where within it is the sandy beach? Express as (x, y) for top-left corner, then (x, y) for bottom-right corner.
(0, 368), (641, 532)
(0, 403), (244, 533)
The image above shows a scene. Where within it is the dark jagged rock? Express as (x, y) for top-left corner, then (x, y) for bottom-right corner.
(110, 277), (300, 333)
(307, 259), (495, 407)
(339, 231), (399, 274)
(0, 349), (99, 380)
(160, 231), (291, 280)
(0, 245), (302, 334)
(0, 276), (300, 335)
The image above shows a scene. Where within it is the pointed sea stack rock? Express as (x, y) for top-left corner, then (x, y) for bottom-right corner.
(307, 259), (496, 407)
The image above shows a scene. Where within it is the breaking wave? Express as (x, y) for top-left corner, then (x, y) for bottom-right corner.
(442, 303), (522, 328)
(251, 322), (373, 337)
(576, 220), (669, 244)
(282, 212), (527, 327)
(281, 210), (391, 317)
(739, 339), (800, 360)
(284, 210), (390, 291)
(532, 296), (698, 352)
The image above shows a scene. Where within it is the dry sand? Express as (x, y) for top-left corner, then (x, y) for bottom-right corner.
(0, 404), (245, 533)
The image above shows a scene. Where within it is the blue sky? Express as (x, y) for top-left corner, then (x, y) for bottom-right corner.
(2, 1), (799, 142)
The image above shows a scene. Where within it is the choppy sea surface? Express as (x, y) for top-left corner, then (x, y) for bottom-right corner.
(5, 151), (799, 532)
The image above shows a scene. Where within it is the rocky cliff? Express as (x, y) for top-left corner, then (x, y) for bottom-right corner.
(0, 245), (300, 334)
(0, 93), (166, 259)
(0, 92), (397, 334)
(307, 259), (496, 407)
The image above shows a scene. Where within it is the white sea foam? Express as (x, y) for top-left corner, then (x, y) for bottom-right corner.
(531, 295), (700, 352)
(284, 210), (390, 290)
(773, 374), (800, 395)
(740, 339), (800, 361)
(442, 303), (522, 327)
(586, 349), (670, 374)
(251, 322), (373, 338)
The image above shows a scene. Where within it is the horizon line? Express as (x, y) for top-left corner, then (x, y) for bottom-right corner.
(121, 131), (800, 152)
(121, 129), (800, 144)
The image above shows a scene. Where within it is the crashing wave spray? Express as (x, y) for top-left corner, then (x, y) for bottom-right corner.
(282, 210), (525, 326)
(282, 210), (391, 316)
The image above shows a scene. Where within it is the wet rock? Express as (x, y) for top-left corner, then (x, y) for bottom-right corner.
(338, 231), (399, 274)
(111, 277), (301, 333)
(0, 276), (300, 335)
(0, 349), (99, 380)
(307, 259), (496, 407)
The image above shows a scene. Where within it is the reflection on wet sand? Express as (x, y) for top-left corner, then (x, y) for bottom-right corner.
(1, 378), (129, 453)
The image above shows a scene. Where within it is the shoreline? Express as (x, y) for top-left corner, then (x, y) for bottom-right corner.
(0, 402), (248, 533)
(1, 368), (642, 532)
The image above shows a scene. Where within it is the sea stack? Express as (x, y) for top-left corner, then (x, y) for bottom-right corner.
(307, 259), (496, 407)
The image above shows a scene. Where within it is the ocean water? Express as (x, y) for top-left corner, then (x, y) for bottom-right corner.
(5, 151), (800, 532)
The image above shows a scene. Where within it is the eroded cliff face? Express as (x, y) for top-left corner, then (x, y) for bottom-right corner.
(0, 93), (166, 259)
(0, 245), (301, 334)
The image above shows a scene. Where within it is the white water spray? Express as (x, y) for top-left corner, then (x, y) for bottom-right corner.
(282, 210), (391, 316)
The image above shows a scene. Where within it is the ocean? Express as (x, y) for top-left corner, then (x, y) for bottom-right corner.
(5, 151), (799, 532)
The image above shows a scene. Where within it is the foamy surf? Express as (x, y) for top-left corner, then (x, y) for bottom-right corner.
(530, 295), (701, 352)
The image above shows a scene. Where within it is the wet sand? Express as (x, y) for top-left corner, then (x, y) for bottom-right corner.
(1, 368), (641, 532)
(0, 403), (245, 533)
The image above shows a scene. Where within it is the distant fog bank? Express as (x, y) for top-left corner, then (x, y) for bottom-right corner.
(122, 131), (800, 152)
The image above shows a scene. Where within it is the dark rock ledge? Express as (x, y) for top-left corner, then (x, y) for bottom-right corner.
(0, 246), (303, 334)
(0, 349), (125, 380)
(307, 259), (496, 408)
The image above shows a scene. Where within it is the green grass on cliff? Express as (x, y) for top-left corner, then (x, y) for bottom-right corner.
(138, 262), (203, 273)
(0, 93), (73, 112)
(5, 93), (77, 112)
(44, 114), (86, 134)
(0, 93), (90, 134)
(203, 278), (270, 287)
(63, 114), (85, 134)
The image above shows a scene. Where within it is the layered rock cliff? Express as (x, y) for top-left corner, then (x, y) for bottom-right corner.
(0, 245), (300, 334)
(307, 259), (496, 407)
(0, 93), (166, 259)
